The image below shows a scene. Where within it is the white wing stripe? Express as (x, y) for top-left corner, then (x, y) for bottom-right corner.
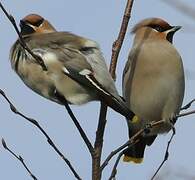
(62, 67), (70, 74)
(85, 75), (110, 96)
(79, 69), (92, 75)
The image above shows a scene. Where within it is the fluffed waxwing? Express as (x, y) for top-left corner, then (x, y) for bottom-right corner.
(10, 14), (135, 120)
(122, 18), (185, 163)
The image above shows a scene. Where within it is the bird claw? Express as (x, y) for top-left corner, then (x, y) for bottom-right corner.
(143, 123), (152, 135)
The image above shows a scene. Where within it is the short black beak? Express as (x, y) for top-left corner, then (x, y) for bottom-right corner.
(166, 26), (181, 43)
(171, 26), (182, 32)
(19, 20), (26, 28)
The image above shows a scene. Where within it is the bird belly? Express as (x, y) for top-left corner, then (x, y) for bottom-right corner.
(17, 60), (96, 105)
(52, 73), (97, 105)
(17, 60), (61, 104)
(130, 72), (184, 135)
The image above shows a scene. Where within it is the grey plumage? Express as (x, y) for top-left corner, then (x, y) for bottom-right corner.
(10, 15), (134, 119)
(122, 18), (185, 163)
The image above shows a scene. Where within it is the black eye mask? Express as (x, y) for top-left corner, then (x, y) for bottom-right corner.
(26, 18), (44, 27)
(148, 24), (172, 32)
(20, 20), (35, 35)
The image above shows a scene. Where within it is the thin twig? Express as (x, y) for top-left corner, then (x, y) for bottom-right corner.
(109, 0), (135, 80)
(0, 89), (82, 180)
(2, 138), (38, 180)
(108, 151), (124, 180)
(0, 2), (47, 71)
(177, 109), (195, 117)
(63, 101), (94, 155)
(151, 128), (176, 180)
(181, 99), (195, 110)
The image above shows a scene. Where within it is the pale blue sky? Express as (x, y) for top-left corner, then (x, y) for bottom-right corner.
(0, 0), (195, 180)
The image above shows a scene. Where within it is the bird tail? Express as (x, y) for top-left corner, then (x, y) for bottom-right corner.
(123, 138), (146, 163)
(123, 135), (157, 163)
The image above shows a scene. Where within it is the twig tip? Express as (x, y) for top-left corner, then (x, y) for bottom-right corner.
(2, 138), (7, 149)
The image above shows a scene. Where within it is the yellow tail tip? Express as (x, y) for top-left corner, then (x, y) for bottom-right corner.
(132, 115), (140, 124)
(123, 155), (143, 164)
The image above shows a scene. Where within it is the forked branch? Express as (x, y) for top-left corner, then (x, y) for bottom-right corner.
(92, 0), (135, 179)
(0, 89), (81, 180)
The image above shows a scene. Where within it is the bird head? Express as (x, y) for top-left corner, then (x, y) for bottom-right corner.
(132, 18), (181, 43)
(20, 14), (56, 36)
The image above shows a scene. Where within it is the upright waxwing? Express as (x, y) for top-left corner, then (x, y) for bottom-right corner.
(122, 18), (185, 163)
(10, 14), (135, 120)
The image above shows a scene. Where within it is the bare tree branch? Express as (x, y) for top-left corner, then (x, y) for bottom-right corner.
(0, 2), (47, 71)
(151, 128), (176, 180)
(0, 89), (82, 180)
(109, 0), (135, 80)
(92, 103), (107, 180)
(181, 99), (195, 110)
(108, 151), (124, 180)
(92, 0), (135, 179)
(178, 109), (195, 117)
(2, 138), (38, 180)
(63, 101), (94, 154)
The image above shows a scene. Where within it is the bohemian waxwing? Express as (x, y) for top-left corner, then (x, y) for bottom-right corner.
(122, 18), (185, 163)
(10, 14), (135, 120)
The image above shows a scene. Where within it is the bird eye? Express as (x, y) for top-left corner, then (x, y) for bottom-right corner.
(155, 26), (163, 32)
(150, 25), (164, 32)
(26, 18), (44, 27)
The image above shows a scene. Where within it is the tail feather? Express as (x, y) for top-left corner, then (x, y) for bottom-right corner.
(123, 135), (157, 163)
(123, 138), (146, 163)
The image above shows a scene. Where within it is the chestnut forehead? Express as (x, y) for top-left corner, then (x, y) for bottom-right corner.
(132, 18), (171, 33)
(22, 14), (44, 23)
(148, 19), (171, 28)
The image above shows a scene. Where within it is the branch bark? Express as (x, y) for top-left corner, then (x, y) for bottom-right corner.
(92, 103), (107, 180)
(109, 0), (135, 80)
(92, 0), (135, 179)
